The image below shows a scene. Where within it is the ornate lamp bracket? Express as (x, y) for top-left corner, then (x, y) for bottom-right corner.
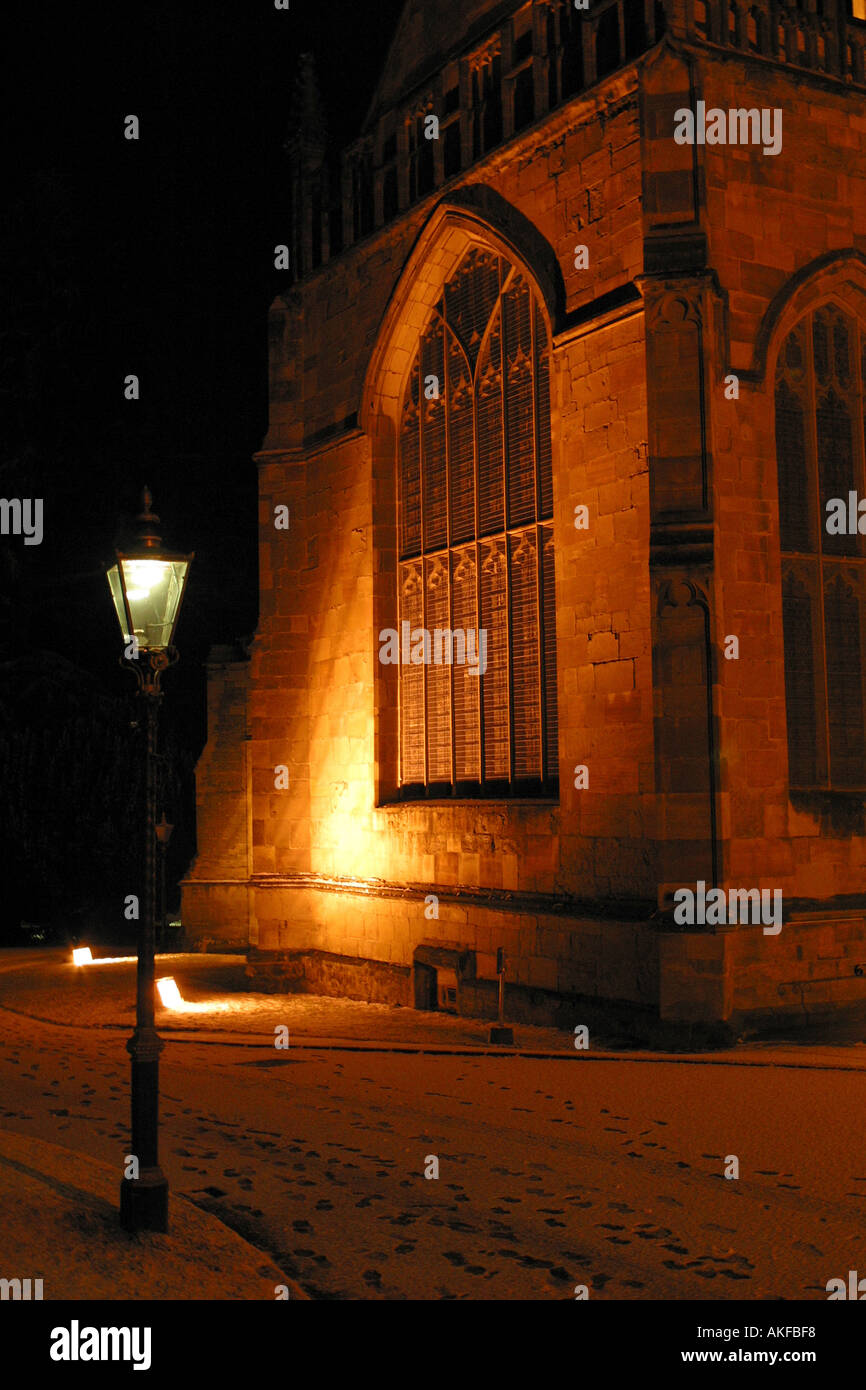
(120, 646), (180, 698)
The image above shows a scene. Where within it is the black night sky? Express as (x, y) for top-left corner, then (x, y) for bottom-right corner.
(2, 0), (405, 935)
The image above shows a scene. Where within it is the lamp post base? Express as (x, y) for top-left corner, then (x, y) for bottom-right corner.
(120, 1168), (169, 1233)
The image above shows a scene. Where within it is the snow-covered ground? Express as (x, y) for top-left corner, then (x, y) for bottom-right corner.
(0, 1128), (300, 1300)
(2, 949), (866, 1299)
(0, 949), (584, 1051)
(3, 948), (865, 1066)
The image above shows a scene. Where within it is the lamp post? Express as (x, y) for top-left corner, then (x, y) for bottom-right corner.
(155, 814), (174, 951)
(107, 487), (192, 1232)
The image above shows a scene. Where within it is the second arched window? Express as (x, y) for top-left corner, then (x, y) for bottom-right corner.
(776, 303), (866, 790)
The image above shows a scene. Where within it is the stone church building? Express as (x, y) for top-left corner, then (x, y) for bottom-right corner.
(182, 0), (866, 1040)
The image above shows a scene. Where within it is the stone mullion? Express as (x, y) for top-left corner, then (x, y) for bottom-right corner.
(856, 324), (866, 554)
(533, 0), (551, 121)
(767, 0), (781, 58)
(531, 301), (546, 784)
(444, 329), (456, 787)
(340, 154), (353, 250)
(373, 122), (385, 229)
(431, 76), (445, 189)
(807, 315), (833, 784)
(470, 301), (486, 788)
(782, 11), (799, 64)
(825, 12), (840, 75)
(502, 17), (516, 143)
(644, 0), (658, 46)
(733, 0), (748, 50)
(498, 291), (515, 788)
(458, 58), (473, 169)
(419, 384), (430, 789)
(397, 118), (411, 212)
(583, 15), (598, 87)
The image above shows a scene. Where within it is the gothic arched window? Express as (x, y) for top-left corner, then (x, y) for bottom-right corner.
(397, 246), (558, 798)
(776, 305), (866, 789)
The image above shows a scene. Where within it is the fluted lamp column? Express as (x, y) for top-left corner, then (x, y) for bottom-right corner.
(106, 487), (193, 1233)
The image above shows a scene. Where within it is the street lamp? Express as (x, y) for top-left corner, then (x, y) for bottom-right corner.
(155, 815), (174, 952)
(107, 486), (192, 1233)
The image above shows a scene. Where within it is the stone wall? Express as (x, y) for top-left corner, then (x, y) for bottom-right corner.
(659, 911), (866, 1035)
(184, 24), (866, 1036)
(703, 49), (866, 901)
(182, 649), (251, 948)
(251, 66), (657, 921)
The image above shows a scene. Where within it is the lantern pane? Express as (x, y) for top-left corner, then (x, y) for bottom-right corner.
(107, 564), (131, 642)
(119, 556), (188, 649)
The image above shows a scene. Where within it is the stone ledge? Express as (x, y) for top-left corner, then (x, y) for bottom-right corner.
(251, 870), (656, 921)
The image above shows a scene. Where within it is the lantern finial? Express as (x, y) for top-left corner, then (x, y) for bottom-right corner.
(136, 487), (162, 550)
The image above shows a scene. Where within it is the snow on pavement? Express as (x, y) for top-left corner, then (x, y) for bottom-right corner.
(2, 951), (866, 1299)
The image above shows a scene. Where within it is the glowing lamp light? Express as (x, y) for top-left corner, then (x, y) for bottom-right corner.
(157, 977), (185, 1010)
(72, 948), (137, 966)
(106, 489), (192, 652)
(154, 973), (229, 1015)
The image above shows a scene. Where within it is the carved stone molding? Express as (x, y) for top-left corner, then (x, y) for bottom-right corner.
(656, 574), (711, 615)
(469, 36), (502, 71)
(650, 520), (714, 568)
(636, 270), (719, 327)
(250, 870), (655, 922)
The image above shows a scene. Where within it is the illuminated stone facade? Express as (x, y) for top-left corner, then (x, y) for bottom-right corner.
(183, 0), (866, 1040)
